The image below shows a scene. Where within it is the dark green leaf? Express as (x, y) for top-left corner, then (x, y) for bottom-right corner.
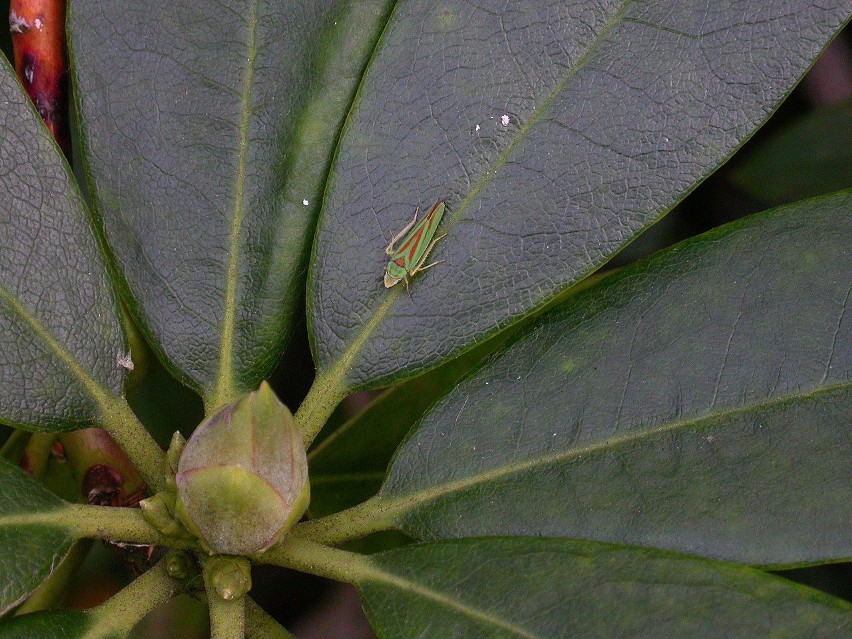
(0, 459), (73, 616)
(732, 100), (852, 204)
(359, 538), (852, 639)
(0, 58), (126, 432)
(313, 192), (852, 566)
(0, 611), (96, 639)
(69, 0), (393, 407)
(309, 1), (850, 391)
(308, 271), (613, 520)
(308, 343), (509, 520)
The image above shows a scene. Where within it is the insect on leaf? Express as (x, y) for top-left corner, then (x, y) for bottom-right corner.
(384, 200), (446, 289)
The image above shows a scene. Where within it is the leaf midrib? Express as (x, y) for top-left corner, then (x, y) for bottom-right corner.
(212, 0), (261, 411)
(0, 510), (68, 528)
(266, 538), (542, 637)
(0, 284), (118, 419)
(385, 381), (850, 509)
(306, 1), (633, 420)
(300, 380), (849, 543)
(388, 381), (850, 509)
(360, 559), (542, 639)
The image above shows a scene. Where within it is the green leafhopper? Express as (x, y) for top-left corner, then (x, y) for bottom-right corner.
(383, 200), (447, 289)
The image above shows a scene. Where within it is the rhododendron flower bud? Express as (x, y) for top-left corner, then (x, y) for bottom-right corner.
(175, 382), (309, 555)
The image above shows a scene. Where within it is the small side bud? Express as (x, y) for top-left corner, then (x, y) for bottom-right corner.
(140, 491), (177, 533)
(164, 431), (186, 490)
(165, 550), (196, 581)
(140, 491), (191, 539)
(167, 431), (186, 475)
(175, 382), (309, 555)
(205, 556), (252, 601)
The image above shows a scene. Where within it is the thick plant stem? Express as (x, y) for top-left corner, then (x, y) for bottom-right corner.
(11, 0), (164, 498)
(296, 290), (402, 449)
(294, 372), (346, 449)
(209, 596), (245, 639)
(246, 598), (295, 639)
(89, 560), (179, 635)
(20, 432), (55, 478)
(99, 397), (165, 493)
(204, 559), (246, 639)
(0, 502), (194, 548)
(293, 495), (396, 546)
(256, 537), (372, 585)
(9, 0), (71, 157)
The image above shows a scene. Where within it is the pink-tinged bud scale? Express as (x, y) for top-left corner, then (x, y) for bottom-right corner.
(175, 382), (309, 556)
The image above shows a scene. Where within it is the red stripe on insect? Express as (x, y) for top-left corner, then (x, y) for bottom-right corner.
(405, 227), (426, 262)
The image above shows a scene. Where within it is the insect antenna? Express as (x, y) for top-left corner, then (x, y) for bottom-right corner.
(370, 207), (389, 245)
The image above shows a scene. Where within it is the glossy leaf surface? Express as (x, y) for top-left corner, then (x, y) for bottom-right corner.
(308, 311), (532, 519)
(340, 192), (852, 566)
(360, 538), (852, 639)
(309, 1), (850, 390)
(308, 351), (502, 519)
(0, 58), (125, 431)
(308, 273), (611, 519)
(0, 460), (73, 616)
(69, 0), (393, 407)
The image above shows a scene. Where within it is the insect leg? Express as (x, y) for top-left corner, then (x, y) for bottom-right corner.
(414, 259), (444, 273)
(409, 233), (448, 275)
(385, 207), (420, 255)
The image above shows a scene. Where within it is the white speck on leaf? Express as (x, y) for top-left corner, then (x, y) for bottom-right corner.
(117, 351), (134, 371)
(302, 199), (309, 206)
(501, 114), (510, 127)
(475, 124), (480, 132)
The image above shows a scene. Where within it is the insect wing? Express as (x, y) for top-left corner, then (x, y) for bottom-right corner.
(391, 200), (445, 269)
(384, 200), (445, 288)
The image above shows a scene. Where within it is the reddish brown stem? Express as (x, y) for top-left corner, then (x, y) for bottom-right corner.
(10, 0), (71, 157)
(10, 0), (152, 511)
(59, 429), (147, 507)
(20, 431), (55, 478)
